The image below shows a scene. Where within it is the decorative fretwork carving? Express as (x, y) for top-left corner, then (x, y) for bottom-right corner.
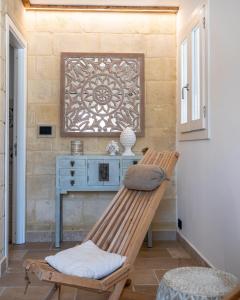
(61, 53), (144, 136)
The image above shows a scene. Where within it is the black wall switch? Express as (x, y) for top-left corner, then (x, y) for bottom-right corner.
(39, 126), (52, 135)
(178, 218), (182, 230)
(37, 125), (55, 138)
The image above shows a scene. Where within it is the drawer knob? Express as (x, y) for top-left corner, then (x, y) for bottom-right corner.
(70, 161), (75, 167)
(70, 170), (75, 177)
(70, 180), (75, 186)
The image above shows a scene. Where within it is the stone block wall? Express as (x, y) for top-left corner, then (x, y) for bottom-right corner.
(25, 11), (177, 241)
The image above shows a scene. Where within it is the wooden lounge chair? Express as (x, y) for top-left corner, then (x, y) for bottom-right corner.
(24, 148), (179, 300)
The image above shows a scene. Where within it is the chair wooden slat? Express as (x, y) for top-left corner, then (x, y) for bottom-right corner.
(99, 191), (140, 250)
(95, 191), (134, 245)
(117, 193), (151, 255)
(87, 188), (128, 242)
(104, 192), (141, 249)
(108, 192), (150, 254)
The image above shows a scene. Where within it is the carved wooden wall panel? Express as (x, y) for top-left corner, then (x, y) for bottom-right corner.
(60, 53), (144, 137)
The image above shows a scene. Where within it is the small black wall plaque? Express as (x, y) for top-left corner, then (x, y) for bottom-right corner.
(37, 125), (56, 138)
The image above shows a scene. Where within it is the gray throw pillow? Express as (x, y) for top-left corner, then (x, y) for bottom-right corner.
(123, 164), (167, 191)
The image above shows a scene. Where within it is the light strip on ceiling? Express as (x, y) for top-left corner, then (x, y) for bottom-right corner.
(22, 0), (179, 13)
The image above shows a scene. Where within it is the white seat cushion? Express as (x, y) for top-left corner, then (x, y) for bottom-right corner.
(45, 240), (126, 280)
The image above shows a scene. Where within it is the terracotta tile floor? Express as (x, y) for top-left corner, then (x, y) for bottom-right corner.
(0, 240), (203, 300)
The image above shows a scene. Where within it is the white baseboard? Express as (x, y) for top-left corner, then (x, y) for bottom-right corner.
(177, 231), (214, 268)
(0, 256), (7, 277)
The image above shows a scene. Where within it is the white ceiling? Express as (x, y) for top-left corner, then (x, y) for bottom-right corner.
(29, 0), (179, 6)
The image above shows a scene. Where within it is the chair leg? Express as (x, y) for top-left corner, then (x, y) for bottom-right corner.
(124, 279), (132, 288)
(58, 285), (62, 300)
(74, 288), (80, 300)
(44, 284), (58, 300)
(108, 279), (126, 300)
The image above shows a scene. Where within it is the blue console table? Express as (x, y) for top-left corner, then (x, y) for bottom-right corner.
(55, 154), (142, 247)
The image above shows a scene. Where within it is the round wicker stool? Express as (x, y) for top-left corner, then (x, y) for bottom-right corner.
(157, 267), (239, 300)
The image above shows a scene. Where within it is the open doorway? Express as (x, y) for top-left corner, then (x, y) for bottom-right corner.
(4, 16), (27, 257)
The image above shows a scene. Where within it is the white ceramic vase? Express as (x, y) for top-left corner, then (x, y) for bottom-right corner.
(120, 127), (136, 156)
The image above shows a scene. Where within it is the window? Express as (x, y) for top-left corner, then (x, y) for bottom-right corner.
(179, 5), (208, 135)
(180, 39), (188, 126)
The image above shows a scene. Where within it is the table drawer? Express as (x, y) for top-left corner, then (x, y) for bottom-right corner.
(59, 176), (86, 188)
(87, 159), (120, 186)
(58, 159), (85, 169)
(59, 168), (85, 177)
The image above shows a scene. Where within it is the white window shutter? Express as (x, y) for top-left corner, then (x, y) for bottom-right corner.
(179, 4), (208, 134)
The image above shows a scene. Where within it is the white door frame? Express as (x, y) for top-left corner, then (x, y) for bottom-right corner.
(4, 15), (27, 255)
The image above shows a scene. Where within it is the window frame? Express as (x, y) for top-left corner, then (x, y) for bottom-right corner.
(178, 5), (209, 140)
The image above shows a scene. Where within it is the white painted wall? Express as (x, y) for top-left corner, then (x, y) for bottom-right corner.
(177, 0), (240, 278)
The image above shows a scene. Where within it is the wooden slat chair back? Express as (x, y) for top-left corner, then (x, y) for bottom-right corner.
(87, 149), (178, 262)
(24, 149), (179, 300)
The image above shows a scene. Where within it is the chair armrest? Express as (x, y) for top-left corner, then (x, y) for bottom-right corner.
(24, 259), (105, 292)
(24, 259), (130, 292)
(101, 264), (131, 290)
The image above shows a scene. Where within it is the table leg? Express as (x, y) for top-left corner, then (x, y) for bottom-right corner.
(147, 224), (153, 248)
(60, 195), (63, 242)
(55, 191), (61, 248)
